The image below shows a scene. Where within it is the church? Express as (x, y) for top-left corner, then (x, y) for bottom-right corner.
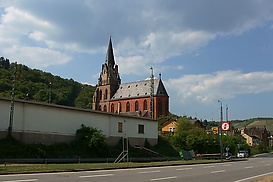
(92, 38), (169, 120)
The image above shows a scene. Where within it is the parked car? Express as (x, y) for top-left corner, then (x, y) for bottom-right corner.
(237, 150), (249, 158)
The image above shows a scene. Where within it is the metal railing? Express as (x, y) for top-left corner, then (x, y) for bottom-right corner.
(0, 157), (182, 165)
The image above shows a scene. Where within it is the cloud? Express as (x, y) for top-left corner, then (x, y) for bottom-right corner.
(3, 46), (71, 68)
(165, 70), (273, 104)
(0, 6), (70, 68)
(1, 1), (273, 71)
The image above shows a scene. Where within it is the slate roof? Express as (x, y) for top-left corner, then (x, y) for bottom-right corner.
(105, 37), (115, 68)
(111, 78), (168, 100)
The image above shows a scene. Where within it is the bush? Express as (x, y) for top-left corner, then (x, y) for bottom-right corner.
(74, 125), (109, 157)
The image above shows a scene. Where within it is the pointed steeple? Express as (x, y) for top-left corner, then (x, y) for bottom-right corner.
(106, 36), (115, 68)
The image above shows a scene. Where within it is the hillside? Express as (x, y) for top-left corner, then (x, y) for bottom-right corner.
(0, 57), (95, 109)
(232, 118), (273, 133)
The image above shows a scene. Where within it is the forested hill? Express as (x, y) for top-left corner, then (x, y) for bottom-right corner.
(0, 57), (95, 109)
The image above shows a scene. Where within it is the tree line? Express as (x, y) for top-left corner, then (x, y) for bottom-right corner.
(0, 57), (95, 109)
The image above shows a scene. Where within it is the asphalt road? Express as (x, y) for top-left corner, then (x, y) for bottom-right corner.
(1, 154), (273, 182)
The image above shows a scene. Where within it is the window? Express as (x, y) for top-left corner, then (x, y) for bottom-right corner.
(169, 127), (175, 132)
(126, 102), (130, 112)
(99, 90), (102, 100)
(135, 101), (139, 111)
(111, 103), (114, 113)
(138, 124), (144, 134)
(118, 122), (123, 133)
(99, 105), (102, 111)
(105, 89), (108, 99)
(157, 100), (162, 116)
(143, 100), (147, 110)
(103, 105), (107, 111)
(118, 102), (122, 112)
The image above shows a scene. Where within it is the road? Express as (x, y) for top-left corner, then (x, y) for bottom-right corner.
(1, 154), (273, 182)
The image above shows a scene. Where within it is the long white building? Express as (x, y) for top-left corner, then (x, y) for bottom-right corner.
(0, 97), (158, 146)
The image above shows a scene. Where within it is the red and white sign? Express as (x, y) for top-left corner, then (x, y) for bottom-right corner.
(221, 122), (230, 131)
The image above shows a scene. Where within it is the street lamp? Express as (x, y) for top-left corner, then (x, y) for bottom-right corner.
(49, 82), (52, 104)
(218, 100), (223, 161)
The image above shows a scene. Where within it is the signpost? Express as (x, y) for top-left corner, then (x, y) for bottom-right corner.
(212, 127), (218, 134)
(221, 122), (230, 131)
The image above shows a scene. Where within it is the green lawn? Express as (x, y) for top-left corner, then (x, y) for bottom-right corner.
(0, 159), (229, 174)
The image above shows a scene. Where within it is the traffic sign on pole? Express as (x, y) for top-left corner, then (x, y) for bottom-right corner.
(221, 122), (230, 131)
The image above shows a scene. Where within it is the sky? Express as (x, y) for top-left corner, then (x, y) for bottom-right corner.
(1, 0), (273, 121)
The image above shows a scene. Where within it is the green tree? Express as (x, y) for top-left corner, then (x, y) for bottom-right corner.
(74, 125), (109, 157)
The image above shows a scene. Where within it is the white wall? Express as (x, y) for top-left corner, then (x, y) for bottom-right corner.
(0, 97), (158, 145)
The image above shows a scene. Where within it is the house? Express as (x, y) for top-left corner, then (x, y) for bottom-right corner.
(242, 126), (270, 146)
(92, 38), (169, 120)
(161, 118), (205, 135)
(161, 119), (177, 134)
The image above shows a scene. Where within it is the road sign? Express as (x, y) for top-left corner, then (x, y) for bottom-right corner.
(221, 122), (230, 131)
(212, 127), (218, 134)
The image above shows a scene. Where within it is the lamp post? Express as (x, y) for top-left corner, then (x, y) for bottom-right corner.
(8, 62), (17, 137)
(218, 100), (223, 161)
(49, 82), (52, 104)
(150, 66), (154, 119)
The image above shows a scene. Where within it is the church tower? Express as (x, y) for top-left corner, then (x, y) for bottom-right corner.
(92, 37), (121, 111)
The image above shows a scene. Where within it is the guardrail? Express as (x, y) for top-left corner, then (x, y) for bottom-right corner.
(0, 157), (182, 165)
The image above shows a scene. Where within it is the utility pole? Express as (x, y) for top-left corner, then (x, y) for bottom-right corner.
(8, 62), (17, 137)
(218, 100), (223, 161)
(150, 66), (154, 119)
(226, 105), (228, 122)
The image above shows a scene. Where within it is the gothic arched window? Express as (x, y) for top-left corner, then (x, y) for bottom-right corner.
(105, 89), (108, 100)
(126, 102), (130, 112)
(103, 105), (107, 111)
(157, 100), (162, 116)
(111, 103), (114, 113)
(143, 100), (147, 110)
(119, 102), (122, 112)
(99, 90), (102, 100)
(135, 101), (139, 111)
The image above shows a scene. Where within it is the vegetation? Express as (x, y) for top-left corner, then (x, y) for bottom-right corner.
(163, 116), (251, 155)
(0, 127), (110, 158)
(0, 57), (95, 109)
(0, 159), (225, 174)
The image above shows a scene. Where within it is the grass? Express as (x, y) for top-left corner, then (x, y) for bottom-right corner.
(0, 159), (231, 174)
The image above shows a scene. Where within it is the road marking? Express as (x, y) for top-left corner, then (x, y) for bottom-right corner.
(223, 164), (231, 167)
(234, 171), (273, 182)
(176, 167), (192, 171)
(203, 165), (215, 168)
(150, 176), (177, 181)
(79, 174), (114, 178)
(139, 170), (160, 174)
(265, 164), (271, 166)
(244, 166), (253, 169)
(211, 170), (225, 174)
(1, 179), (38, 182)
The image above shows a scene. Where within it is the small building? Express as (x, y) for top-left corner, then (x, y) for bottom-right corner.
(161, 119), (177, 134)
(161, 118), (205, 135)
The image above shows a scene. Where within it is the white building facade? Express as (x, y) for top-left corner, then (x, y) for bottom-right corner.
(0, 97), (158, 146)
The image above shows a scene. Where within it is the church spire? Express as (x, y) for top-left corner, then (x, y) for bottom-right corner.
(105, 36), (115, 68)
